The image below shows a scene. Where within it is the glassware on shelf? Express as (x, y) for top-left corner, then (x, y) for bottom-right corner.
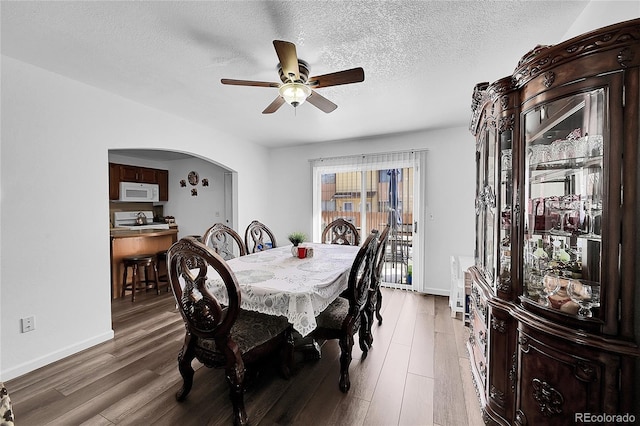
(528, 272), (544, 300)
(567, 279), (600, 318)
(549, 195), (580, 236)
(531, 238), (549, 273)
(552, 240), (571, 262)
(528, 144), (552, 166)
(574, 136), (589, 158)
(538, 274), (562, 307)
(550, 138), (573, 161)
(587, 135), (604, 157)
(532, 239), (548, 259)
(583, 197), (603, 238)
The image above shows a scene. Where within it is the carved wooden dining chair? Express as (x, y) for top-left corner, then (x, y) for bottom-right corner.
(322, 218), (360, 245)
(312, 229), (378, 393)
(202, 223), (247, 260)
(361, 225), (391, 350)
(244, 220), (277, 254)
(167, 236), (294, 426)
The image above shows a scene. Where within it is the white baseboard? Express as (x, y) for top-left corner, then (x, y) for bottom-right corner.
(1, 330), (114, 382)
(420, 287), (450, 296)
(381, 284), (450, 297)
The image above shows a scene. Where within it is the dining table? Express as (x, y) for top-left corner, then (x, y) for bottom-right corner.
(205, 242), (360, 337)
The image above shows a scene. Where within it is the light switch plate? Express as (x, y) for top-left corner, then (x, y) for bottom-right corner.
(21, 316), (35, 333)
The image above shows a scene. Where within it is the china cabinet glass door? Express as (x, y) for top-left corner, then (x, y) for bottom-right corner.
(476, 127), (498, 291)
(484, 125), (497, 288)
(522, 88), (605, 320)
(498, 128), (513, 291)
(475, 133), (486, 276)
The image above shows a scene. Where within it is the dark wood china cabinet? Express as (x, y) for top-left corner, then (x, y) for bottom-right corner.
(469, 19), (640, 425)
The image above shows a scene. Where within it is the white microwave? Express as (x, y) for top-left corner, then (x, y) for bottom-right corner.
(119, 182), (159, 202)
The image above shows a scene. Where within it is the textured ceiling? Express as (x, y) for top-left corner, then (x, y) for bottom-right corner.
(2, 1), (593, 149)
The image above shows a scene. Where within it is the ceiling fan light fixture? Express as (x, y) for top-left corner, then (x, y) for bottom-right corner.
(279, 82), (311, 107)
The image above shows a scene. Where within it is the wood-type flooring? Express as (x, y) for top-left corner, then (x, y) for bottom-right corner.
(7, 288), (483, 425)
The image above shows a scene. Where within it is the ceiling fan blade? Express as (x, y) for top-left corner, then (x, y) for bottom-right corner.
(307, 67), (365, 89)
(221, 79), (280, 88)
(273, 40), (299, 82)
(306, 90), (338, 113)
(262, 96), (286, 114)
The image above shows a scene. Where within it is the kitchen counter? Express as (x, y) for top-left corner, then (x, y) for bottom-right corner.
(110, 226), (178, 238)
(110, 226), (179, 299)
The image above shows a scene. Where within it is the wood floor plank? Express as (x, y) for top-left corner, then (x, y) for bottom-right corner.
(43, 369), (158, 426)
(415, 292), (436, 315)
(433, 296), (456, 334)
(117, 384), (182, 426)
(399, 372), (435, 426)
(9, 352), (116, 404)
(391, 290), (419, 346)
(79, 414), (114, 425)
(327, 395), (370, 426)
(99, 365), (182, 423)
(5, 289), (484, 426)
(432, 331), (469, 426)
(407, 311), (435, 378)
(55, 327), (183, 396)
(363, 342), (411, 426)
(451, 313), (470, 361)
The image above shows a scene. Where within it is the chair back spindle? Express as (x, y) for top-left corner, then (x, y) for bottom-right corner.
(322, 218), (360, 245)
(244, 220), (277, 253)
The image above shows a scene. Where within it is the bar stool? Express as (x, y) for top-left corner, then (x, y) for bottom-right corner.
(155, 250), (170, 293)
(121, 254), (159, 302)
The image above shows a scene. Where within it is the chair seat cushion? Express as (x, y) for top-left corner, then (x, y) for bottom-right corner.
(198, 310), (289, 355)
(316, 296), (349, 330)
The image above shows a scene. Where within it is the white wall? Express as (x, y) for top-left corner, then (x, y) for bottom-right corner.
(562, 1), (639, 41)
(0, 57), (269, 381)
(267, 129), (476, 295)
(163, 157), (232, 238)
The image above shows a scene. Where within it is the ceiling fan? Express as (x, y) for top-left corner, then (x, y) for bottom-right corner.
(221, 40), (365, 114)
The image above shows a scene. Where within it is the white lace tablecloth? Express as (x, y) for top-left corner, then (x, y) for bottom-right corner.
(205, 243), (360, 336)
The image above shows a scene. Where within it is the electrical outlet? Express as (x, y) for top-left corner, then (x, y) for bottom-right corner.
(21, 316), (35, 333)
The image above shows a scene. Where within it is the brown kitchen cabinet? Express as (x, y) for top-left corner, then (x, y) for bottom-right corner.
(108, 162), (169, 201)
(119, 164), (157, 183)
(156, 169), (168, 201)
(468, 19), (640, 425)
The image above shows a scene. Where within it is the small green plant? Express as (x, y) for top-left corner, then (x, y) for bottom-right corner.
(288, 232), (306, 246)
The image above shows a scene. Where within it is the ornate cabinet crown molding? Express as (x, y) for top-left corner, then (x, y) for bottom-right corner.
(513, 20), (640, 86)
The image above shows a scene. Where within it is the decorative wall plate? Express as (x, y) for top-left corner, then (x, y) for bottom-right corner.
(188, 171), (199, 186)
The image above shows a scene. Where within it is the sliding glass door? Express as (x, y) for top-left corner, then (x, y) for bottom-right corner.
(312, 151), (427, 292)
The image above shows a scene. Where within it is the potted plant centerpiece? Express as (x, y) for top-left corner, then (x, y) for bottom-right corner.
(288, 232), (306, 246)
(288, 232), (306, 257)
